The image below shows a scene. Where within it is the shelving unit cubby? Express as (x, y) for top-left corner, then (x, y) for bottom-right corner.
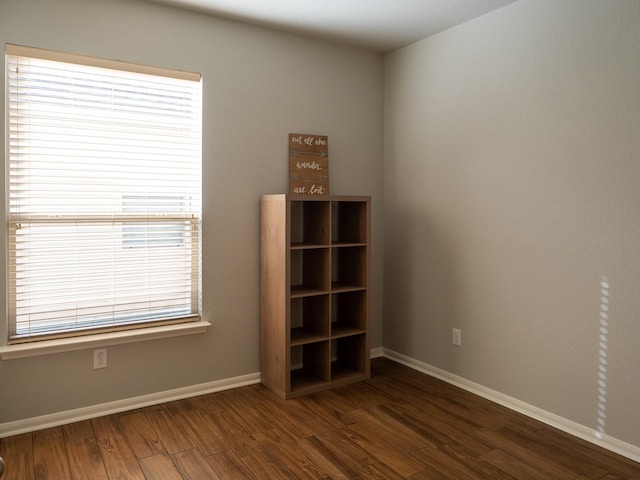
(260, 194), (370, 398)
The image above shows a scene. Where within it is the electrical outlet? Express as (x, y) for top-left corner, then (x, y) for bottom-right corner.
(94, 348), (107, 369)
(452, 328), (462, 346)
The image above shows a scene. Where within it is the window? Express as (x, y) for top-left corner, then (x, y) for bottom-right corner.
(5, 45), (203, 343)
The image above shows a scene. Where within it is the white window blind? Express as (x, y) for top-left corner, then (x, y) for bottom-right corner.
(6, 45), (203, 342)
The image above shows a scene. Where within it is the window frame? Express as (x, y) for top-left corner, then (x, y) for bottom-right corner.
(4, 44), (205, 346)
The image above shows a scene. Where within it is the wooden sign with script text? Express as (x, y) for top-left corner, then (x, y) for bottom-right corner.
(289, 134), (329, 195)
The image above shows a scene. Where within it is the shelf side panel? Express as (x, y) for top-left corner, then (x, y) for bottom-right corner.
(260, 195), (289, 395)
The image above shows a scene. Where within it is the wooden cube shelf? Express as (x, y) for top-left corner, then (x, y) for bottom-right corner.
(260, 194), (370, 398)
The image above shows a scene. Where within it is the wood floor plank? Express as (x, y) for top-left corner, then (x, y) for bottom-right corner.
(293, 394), (354, 430)
(206, 449), (259, 480)
(424, 392), (507, 431)
(32, 427), (71, 480)
(3, 358), (639, 480)
(297, 433), (374, 480)
(181, 393), (225, 416)
(214, 389), (276, 434)
(0, 432), (33, 456)
(238, 449), (301, 480)
(0, 451), (34, 480)
(167, 403), (230, 456)
(190, 410), (232, 456)
(270, 438), (336, 480)
(94, 434), (146, 480)
(408, 462), (458, 480)
(240, 387), (315, 440)
(143, 405), (196, 455)
(349, 379), (419, 414)
(410, 444), (515, 480)
(62, 420), (95, 445)
(336, 371), (416, 410)
(474, 427), (577, 480)
(345, 421), (425, 477)
(250, 427), (302, 450)
(90, 415), (124, 439)
(531, 427), (640, 479)
(410, 445), (489, 480)
(91, 415), (146, 480)
(117, 411), (166, 459)
(394, 393), (494, 459)
(172, 448), (223, 480)
(439, 435), (494, 464)
(399, 404), (485, 449)
(308, 388), (364, 418)
(310, 418), (376, 466)
(458, 394), (547, 435)
(138, 453), (183, 480)
(441, 441), (524, 480)
(65, 440), (108, 480)
(206, 408), (265, 458)
(344, 404), (433, 454)
(362, 461), (416, 480)
(481, 448), (566, 479)
(296, 436), (352, 480)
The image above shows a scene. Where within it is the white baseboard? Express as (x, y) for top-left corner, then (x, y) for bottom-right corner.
(382, 348), (640, 464)
(370, 346), (385, 358)
(0, 372), (261, 439)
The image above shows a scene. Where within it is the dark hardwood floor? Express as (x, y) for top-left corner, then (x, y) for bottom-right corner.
(1, 358), (639, 479)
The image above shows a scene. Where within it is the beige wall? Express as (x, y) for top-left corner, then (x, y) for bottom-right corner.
(384, 0), (640, 448)
(0, 0), (384, 423)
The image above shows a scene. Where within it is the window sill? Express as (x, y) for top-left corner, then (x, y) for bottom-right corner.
(0, 320), (211, 360)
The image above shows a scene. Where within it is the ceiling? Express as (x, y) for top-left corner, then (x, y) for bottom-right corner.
(146, 0), (519, 53)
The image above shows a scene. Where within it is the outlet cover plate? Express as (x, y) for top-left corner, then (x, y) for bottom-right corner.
(94, 348), (107, 369)
(452, 328), (462, 346)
